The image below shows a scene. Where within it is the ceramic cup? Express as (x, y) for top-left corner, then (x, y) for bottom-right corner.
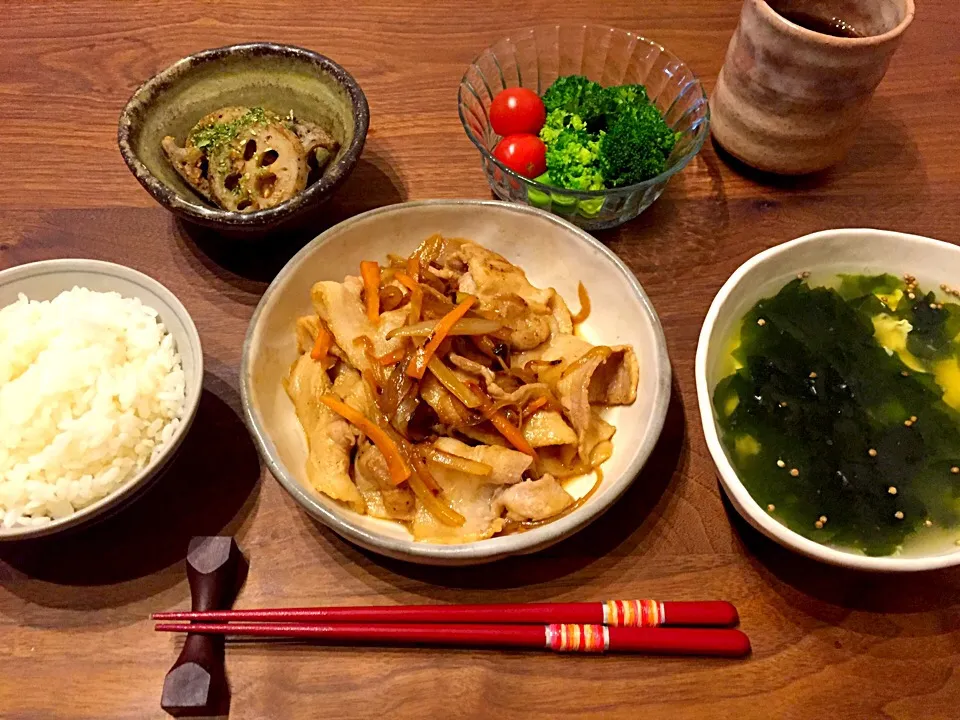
(710, 0), (915, 174)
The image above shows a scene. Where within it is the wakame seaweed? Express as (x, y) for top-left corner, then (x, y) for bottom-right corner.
(713, 275), (960, 556)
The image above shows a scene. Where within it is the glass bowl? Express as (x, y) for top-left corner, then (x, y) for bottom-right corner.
(458, 25), (709, 231)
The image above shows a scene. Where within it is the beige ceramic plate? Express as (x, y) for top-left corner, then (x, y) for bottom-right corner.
(0, 259), (204, 540)
(242, 200), (671, 565)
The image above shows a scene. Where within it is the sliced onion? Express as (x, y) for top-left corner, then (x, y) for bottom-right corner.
(380, 354), (416, 418)
(388, 317), (504, 340)
(561, 346), (613, 379)
(392, 392), (420, 435)
(423, 447), (492, 476)
(571, 282), (591, 324)
(426, 356), (481, 408)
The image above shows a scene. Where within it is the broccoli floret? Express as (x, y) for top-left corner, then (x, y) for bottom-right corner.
(539, 108), (588, 144)
(543, 77), (653, 133)
(541, 75), (609, 129)
(602, 84), (649, 112)
(542, 75), (602, 113)
(599, 103), (677, 187)
(538, 107), (604, 190)
(543, 126), (605, 192)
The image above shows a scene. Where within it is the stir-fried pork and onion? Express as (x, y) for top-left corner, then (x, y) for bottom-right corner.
(284, 236), (639, 543)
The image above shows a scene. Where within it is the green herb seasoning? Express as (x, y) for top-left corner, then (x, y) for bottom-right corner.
(713, 274), (960, 556)
(189, 106), (268, 151)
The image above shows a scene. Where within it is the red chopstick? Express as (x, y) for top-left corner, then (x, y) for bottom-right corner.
(154, 621), (750, 657)
(152, 599), (738, 628)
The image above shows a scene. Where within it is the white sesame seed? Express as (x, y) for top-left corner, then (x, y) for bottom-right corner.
(777, 460), (786, 468)
(894, 511), (904, 520)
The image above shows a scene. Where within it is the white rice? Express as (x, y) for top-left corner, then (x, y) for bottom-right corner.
(0, 287), (186, 528)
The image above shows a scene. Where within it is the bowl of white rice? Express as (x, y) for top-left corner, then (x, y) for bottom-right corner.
(0, 259), (203, 539)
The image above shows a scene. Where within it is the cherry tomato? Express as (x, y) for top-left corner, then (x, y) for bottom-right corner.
(489, 88), (547, 136)
(493, 134), (547, 179)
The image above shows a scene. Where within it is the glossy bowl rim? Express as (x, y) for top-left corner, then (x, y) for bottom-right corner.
(457, 24), (710, 200)
(695, 228), (960, 572)
(241, 199), (672, 564)
(0, 258), (204, 541)
(117, 42), (370, 228)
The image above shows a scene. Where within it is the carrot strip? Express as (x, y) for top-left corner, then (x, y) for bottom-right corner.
(395, 272), (423, 324)
(360, 261), (381, 324)
(466, 382), (537, 457)
(406, 296), (475, 380)
(377, 347), (407, 366)
(571, 282), (591, 324)
(319, 395), (411, 485)
(310, 324), (333, 361)
(487, 408), (536, 457)
(525, 396), (548, 415)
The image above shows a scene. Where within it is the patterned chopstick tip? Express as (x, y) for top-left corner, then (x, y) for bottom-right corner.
(602, 599), (665, 627)
(545, 624), (610, 653)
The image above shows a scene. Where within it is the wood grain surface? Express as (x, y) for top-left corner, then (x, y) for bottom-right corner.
(1, 2), (959, 718)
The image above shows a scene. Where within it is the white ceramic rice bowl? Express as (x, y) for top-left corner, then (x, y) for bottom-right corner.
(0, 259), (203, 540)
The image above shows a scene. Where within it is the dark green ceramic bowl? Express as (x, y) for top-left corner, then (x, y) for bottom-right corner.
(118, 43), (368, 235)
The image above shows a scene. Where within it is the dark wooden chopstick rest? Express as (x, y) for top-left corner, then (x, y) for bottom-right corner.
(160, 536), (248, 718)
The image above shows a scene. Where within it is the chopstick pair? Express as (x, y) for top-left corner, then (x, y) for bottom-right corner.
(154, 599), (750, 657)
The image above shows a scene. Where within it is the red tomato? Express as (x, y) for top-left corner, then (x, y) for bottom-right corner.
(489, 88), (547, 136)
(493, 134), (547, 179)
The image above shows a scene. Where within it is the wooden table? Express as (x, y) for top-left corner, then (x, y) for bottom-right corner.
(1, 1), (958, 718)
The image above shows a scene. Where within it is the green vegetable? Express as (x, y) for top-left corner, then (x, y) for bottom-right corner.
(527, 173), (603, 218)
(543, 126), (605, 191)
(713, 276), (960, 556)
(538, 110), (604, 191)
(577, 196), (604, 217)
(527, 173), (553, 208)
(541, 75), (605, 123)
(537, 75), (676, 193)
(602, 84), (649, 113)
(541, 77), (648, 134)
(599, 104), (678, 187)
(189, 107), (268, 151)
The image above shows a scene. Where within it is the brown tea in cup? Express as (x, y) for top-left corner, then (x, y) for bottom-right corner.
(767, 2), (864, 38)
(710, 0), (915, 174)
